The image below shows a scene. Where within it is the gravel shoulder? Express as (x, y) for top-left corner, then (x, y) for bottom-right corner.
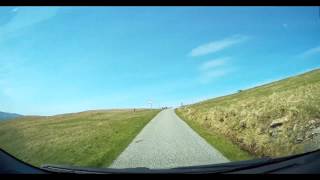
(109, 108), (229, 169)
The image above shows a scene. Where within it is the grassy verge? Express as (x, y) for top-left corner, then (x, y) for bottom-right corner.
(0, 109), (160, 167)
(176, 68), (320, 158)
(175, 109), (254, 161)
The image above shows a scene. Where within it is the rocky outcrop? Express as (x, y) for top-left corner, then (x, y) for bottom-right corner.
(270, 116), (289, 128)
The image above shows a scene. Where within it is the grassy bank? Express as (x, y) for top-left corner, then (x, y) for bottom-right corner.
(175, 109), (254, 161)
(0, 109), (160, 167)
(176, 69), (320, 159)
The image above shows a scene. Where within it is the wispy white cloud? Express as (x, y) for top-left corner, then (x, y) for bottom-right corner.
(0, 7), (60, 44)
(2, 7), (59, 32)
(11, 7), (19, 12)
(198, 57), (234, 84)
(205, 69), (230, 79)
(282, 23), (288, 28)
(199, 57), (230, 71)
(299, 46), (320, 58)
(189, 34), (249, 57)
(200, 68), (233, 84)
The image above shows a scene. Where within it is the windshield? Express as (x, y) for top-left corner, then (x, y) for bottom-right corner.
(0, 6), (319, 170)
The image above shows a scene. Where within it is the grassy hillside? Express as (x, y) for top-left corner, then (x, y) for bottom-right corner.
(0, 109), (160, 167)
(176, 69), (320, 159)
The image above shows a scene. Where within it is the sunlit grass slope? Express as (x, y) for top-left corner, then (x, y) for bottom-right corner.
(0, 109), (160, 167)
(176, 69), (320, 159)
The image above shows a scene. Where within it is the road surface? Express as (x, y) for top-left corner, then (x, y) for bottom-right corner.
(110, 108), (229, 169)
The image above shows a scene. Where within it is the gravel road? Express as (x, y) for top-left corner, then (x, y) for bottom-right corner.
(109, 108), (229, 169)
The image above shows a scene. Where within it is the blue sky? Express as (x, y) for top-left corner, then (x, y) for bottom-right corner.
(0, 6), (319, 115)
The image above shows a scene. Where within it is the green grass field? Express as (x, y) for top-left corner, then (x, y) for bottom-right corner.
(0, 109), (160, 167)
(176, 68), (320, 159)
